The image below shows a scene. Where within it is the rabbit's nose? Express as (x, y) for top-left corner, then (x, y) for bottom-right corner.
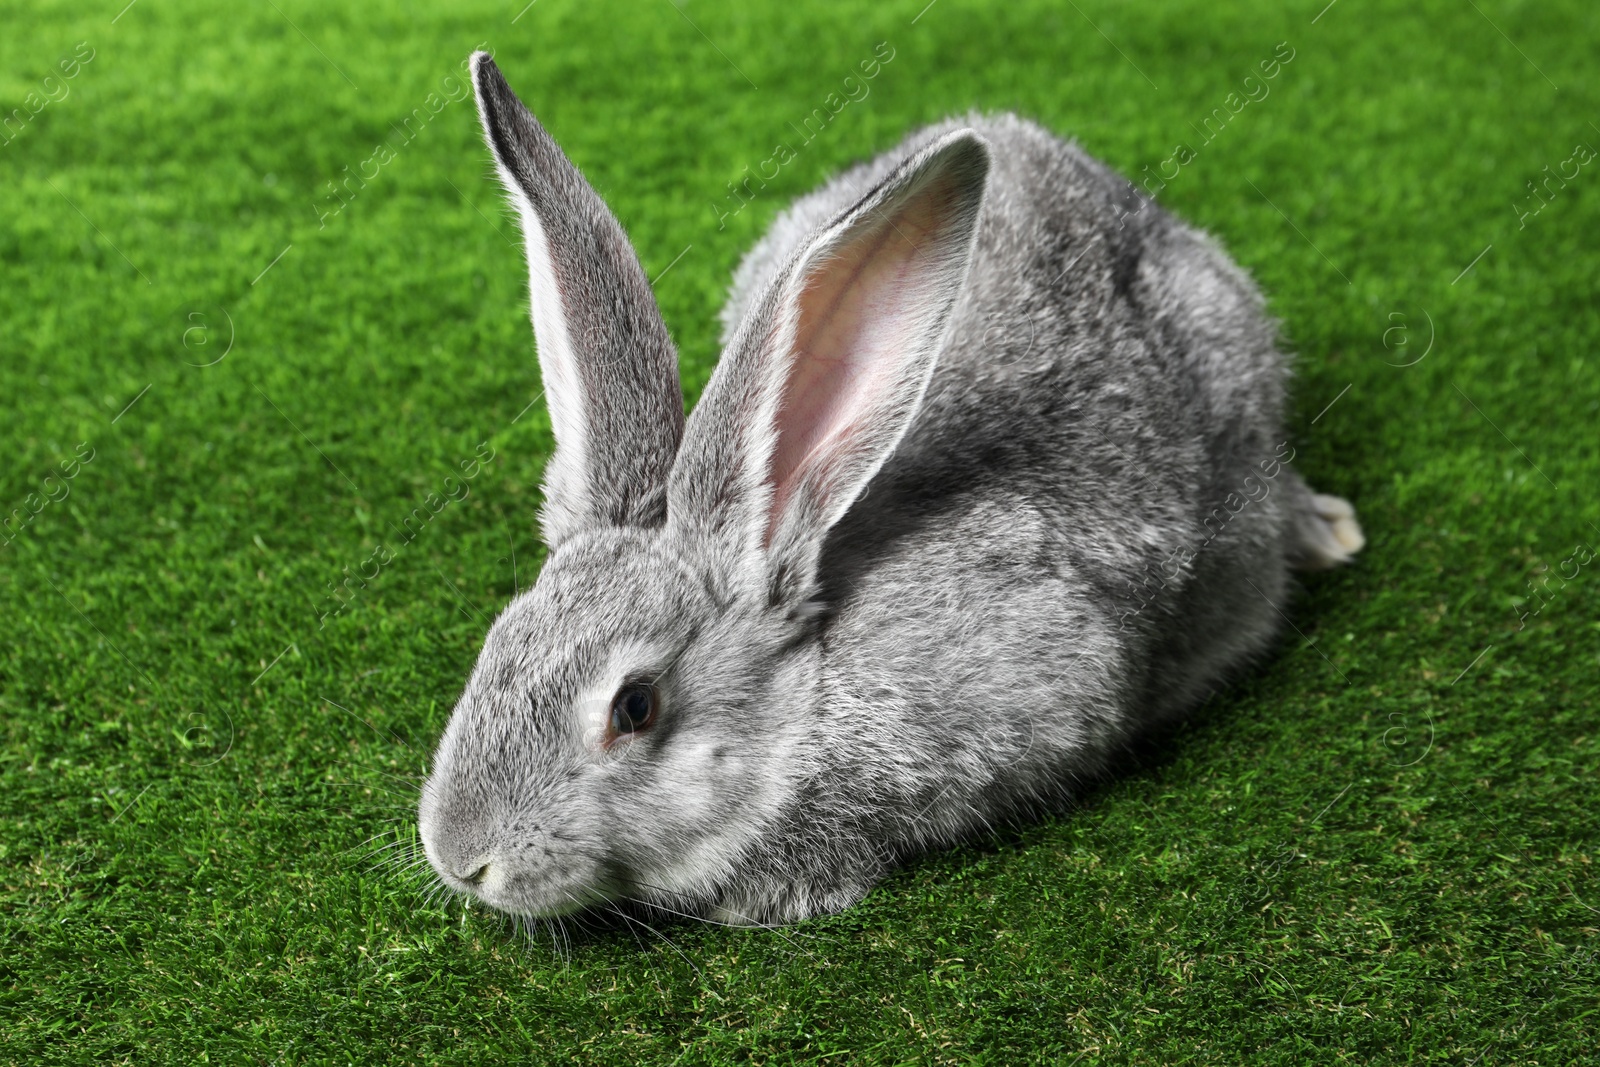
(439, 855), (494, 887)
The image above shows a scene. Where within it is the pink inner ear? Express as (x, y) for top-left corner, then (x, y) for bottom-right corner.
(767, 185), (953, 532)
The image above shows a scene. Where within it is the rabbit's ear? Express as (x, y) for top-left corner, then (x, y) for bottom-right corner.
(670, 130), (989, 600)
(471, 53), (684, 545)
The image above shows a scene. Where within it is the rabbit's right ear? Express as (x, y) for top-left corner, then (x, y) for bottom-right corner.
(669, 130), (989, 604)
(471, 53), (684, 547)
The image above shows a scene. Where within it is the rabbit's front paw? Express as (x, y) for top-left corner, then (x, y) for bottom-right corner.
(708, 877), (875, 927)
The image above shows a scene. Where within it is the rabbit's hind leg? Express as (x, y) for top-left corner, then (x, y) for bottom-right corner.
(1290, 488), (1365, 571)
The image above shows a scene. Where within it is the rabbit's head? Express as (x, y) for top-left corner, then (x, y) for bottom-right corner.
(418, 54), (989, 918)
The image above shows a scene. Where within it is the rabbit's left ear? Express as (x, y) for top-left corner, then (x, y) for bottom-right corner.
(472, 53), (684, 547)
(670, 130), (990, 601)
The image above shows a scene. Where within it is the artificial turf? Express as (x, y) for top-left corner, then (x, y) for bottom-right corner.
(2, 0), (1597, 1062)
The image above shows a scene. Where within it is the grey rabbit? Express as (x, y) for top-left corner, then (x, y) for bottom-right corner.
(418, 53), (1364, 926)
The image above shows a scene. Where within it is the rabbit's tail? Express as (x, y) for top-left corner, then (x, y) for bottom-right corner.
(1286, 472), (1365, 571)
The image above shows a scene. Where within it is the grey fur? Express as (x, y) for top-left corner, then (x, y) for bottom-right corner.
(418, 58), (1363, 927)
(473, 54), (683, 545)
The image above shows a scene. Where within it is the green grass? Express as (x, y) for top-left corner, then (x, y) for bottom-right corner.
(2, 0), (1597, 1062)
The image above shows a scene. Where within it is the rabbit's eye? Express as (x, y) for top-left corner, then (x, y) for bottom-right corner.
(608, 682), (657, 738)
